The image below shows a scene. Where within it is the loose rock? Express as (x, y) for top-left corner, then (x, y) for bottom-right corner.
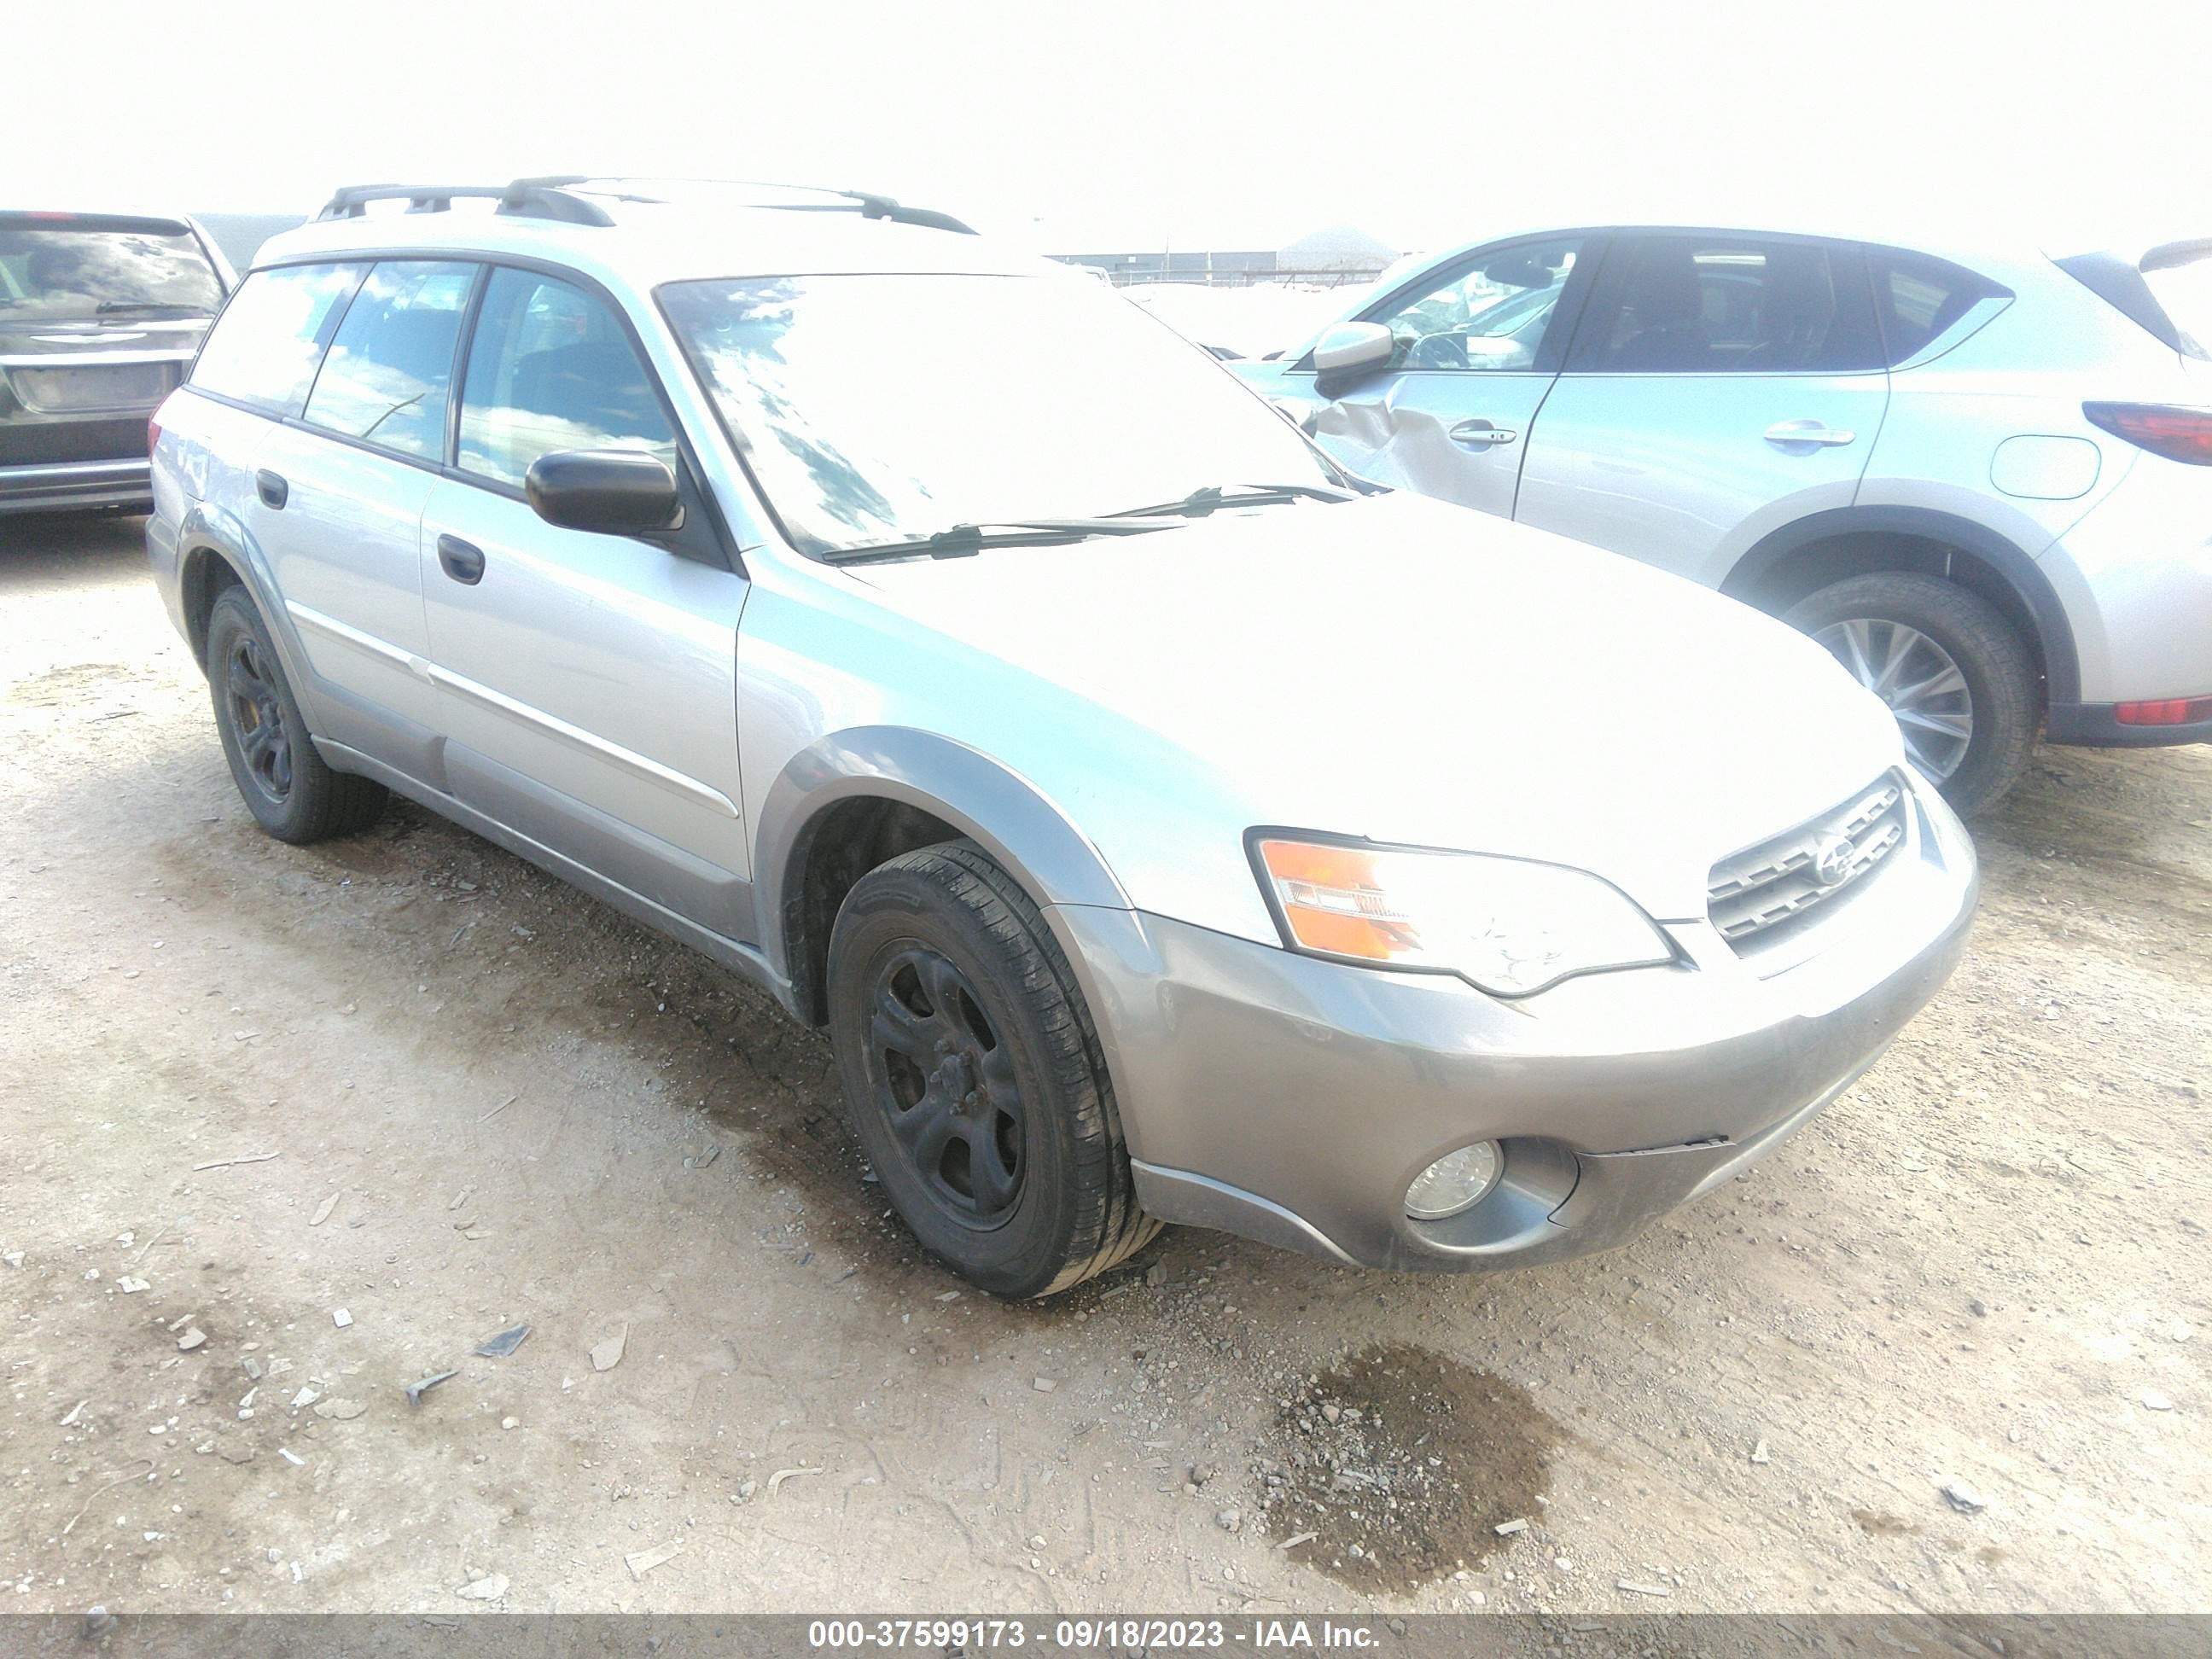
(474, 1322), (531, 1359)
(590, 1324), (628, 1372)
(455, 1573), (509, 1601)
(177, 1329), (207, 1352)
(1940, 1479), (1988, 1515)
(625, 1542), (684, 1580)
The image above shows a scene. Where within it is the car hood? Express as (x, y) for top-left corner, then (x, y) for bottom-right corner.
(846, 492), (1904, 920)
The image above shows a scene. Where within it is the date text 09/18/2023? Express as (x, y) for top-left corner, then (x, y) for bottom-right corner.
(805, 1616), (1384, 1650)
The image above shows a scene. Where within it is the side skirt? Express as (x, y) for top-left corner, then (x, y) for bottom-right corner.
(317, 738), (800, 1021)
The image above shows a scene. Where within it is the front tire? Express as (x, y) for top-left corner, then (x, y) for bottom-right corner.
(1783, 572), (2035, 815)
(827, 841), (1160, 1297)
(206, 588), (387, 843)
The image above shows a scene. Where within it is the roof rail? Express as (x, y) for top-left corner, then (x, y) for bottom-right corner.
(510, 175), (977, 235)
(314, 181), (615, 228)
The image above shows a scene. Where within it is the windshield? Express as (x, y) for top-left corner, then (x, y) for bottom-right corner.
(659, 273), (1335, 555)
(2141, 243), (2212, 359)
(0, 223), (223, 321)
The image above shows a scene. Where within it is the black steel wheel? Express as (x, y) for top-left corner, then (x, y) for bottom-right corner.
(223, 631), (294, 806)
(827, 841), (1160, 1296)
(205, 586), (387, 843)
(869, 944), (1029, 1228)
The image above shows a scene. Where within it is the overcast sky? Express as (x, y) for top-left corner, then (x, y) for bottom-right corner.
(19, 0), (2207, 255)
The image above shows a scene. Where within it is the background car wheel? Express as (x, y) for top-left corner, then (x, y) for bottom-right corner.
(827, 841), (1161, 1297)
(1783, 572), (2035, 815)
(206, 588), (387, 844)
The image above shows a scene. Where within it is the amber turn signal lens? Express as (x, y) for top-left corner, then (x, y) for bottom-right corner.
(1256, 837), (1417, 962)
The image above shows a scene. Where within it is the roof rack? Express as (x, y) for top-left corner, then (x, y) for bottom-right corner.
(312, 176), (976, 236)
(314, 181), (615, 228)
(511, 175), (977, 235)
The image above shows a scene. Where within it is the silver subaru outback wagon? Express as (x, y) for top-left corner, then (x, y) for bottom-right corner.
(148, 178), (1977, 1297)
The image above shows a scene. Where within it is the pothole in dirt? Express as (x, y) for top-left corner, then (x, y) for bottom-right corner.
(1250, 1340), (1561, 1593)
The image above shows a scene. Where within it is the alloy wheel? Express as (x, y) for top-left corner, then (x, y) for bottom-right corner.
(1813, 617), (1975, 781)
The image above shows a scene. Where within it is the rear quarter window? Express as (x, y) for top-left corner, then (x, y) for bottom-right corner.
(1866, 247), (2009, 365)
(190, 262), (367, 416)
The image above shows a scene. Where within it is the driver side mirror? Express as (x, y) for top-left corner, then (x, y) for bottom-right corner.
(1311, 321), (1394, 398)
(525, 449), (684, 537)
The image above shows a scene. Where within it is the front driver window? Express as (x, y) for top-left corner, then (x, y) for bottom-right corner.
(456, 268), (678, 490)
(1370, 240), (1581, 371)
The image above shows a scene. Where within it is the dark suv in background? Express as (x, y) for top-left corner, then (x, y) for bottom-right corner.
(1, 211), (232, 518)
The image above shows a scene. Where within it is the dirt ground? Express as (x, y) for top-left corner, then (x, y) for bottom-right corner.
(3, 515), (2206, 1619)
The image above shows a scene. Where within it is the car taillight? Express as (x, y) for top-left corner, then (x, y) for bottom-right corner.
(2116, 696), (2212, 725)
(148, 417), (162, 455)
(2082, 403), (2212, 465)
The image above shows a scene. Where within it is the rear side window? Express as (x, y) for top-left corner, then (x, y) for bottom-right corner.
(191, 263), (366, 416)
(302, 261), (474, 459)
(455, 267), (676, 489)
(1866, 247), (2007, 364)
(0, 218), (224, 321)
(1569, 236), (1883, 373)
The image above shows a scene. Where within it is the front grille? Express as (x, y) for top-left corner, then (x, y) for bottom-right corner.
(1707, 773), (1909, 948)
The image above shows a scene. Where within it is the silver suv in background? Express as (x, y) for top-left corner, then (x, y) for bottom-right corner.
(147, 179), (1976, 1296)
(1236, 224), (2212, 812)
(1, 211), (233, 516)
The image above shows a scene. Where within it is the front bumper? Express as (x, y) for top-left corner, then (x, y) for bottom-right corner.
(0, 457), (153, 515)
(1058, 775), (1978, 1272)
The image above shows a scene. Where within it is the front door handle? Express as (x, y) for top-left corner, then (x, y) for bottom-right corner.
(436, 533), (486, 585)
(1448, 418), (1519, 447)
(1763, 419), (1857, 448)
(255, 469), (288, 509)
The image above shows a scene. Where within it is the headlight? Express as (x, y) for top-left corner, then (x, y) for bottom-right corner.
(1252, 835), (1674, 996)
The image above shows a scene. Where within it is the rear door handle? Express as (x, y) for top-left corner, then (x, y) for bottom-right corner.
(255, 469), (288, 509)
(1763, 419), (1856, 448)
(436, 533), (486, 585)
(1448, 418), (1519, 447)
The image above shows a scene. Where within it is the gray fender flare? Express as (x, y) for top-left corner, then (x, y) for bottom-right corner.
(751, 725), (1133, 988)
(1721, 504), (2081, 705)
(174, 500), (329, 723)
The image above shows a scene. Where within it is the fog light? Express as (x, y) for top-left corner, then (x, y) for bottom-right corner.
(1405, 1142), (1502, 1221)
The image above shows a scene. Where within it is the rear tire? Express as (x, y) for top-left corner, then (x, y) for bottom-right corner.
(206, 588), (387, 843)
(1783, 572), (2035, 815)
(827, 841), (1161, 1297)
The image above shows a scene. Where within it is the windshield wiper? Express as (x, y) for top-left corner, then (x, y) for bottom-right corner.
(95, 300), (207, 316)
(1102, 481), (1355, 519)
(822, 517), (1176, 568)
